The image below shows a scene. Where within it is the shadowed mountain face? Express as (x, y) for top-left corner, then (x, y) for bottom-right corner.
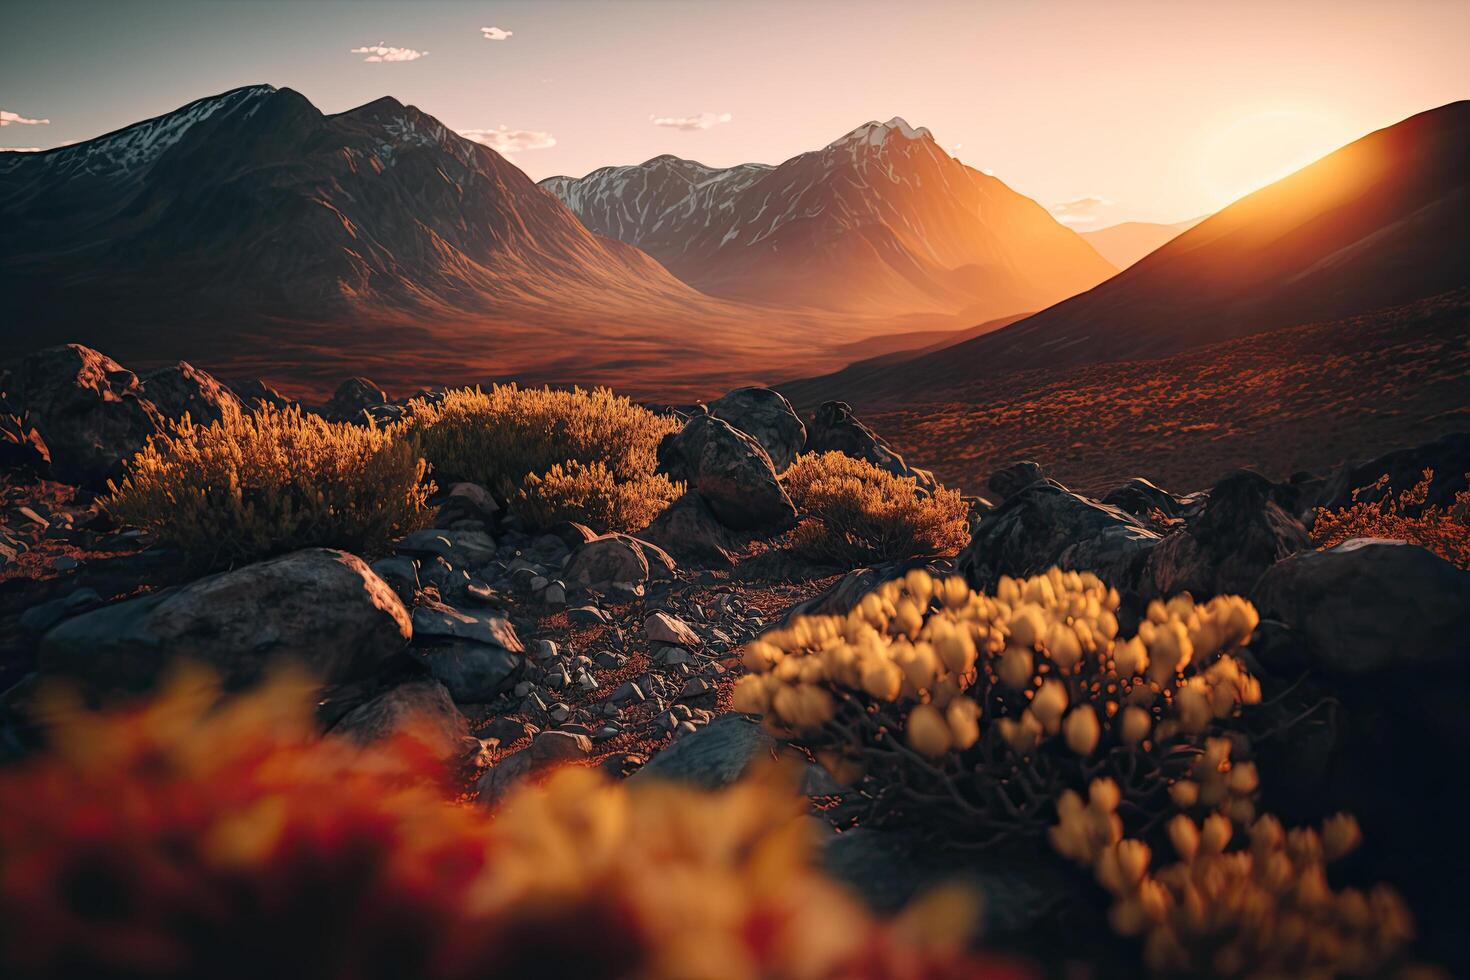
(0, 85), (706, 333)
(800, 101), (1470, 401)
(541, 118), (1118, 319)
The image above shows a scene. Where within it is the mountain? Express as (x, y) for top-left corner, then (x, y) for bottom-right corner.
(0, 87), (918, 399)
(784, 100), (1470, 404)
(540, 118), (1118, 319)
(1082, 216), (1205, 268)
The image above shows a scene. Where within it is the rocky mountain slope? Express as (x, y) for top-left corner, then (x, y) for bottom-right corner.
(797, 101), (1470, 397)
(0, 87), (909, 400)
(541, 118), (1117, 318)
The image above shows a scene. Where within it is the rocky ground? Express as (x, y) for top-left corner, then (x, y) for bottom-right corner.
(2, 342), (1469, 973)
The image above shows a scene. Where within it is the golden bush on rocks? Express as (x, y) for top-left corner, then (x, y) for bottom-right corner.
(405, 385), (682, 533)
(733, 567), (1262, 843)
(1313, 468), (1470, 569)
(781, 452), (970, 565)
(1052, 790), (1417, 978)
(107, 404), (433, 568)
(0, 669), (1030, 980)
(515, 460), (683, 534)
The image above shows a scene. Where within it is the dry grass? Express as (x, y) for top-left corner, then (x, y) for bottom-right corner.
(782, 452), (969, 566)
(106, 404), (433, 569)
(822, 293), (1469, 496)
(1312, 468), (1470, 568)
(515, 460), (682, 534)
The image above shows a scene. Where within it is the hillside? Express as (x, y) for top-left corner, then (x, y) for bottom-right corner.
(788, 100), (1470, 401)
(542, 118), (1117, 319)
(1081, 216), (1204, 268)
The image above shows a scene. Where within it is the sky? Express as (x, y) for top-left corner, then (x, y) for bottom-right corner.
(2, 0), (1467, 227)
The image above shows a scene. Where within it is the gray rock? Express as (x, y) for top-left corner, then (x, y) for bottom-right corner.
(708, 386), (807, 473)
(332, 679), (469, 758)
(5, 344), (162, 485)
(38, 548), (411, 690)
(437, 482), (499, 525)
(639, 492), (741, 569)
(987, 460), (1047, 501)
(542, 582), (567, 607)
(803, 400), (934, 490)
(632, 715), (775, 789)
(141, 361), (243, 425)
(957, 480), (1157, 593)
(657, 415), (797, 532)
(397, 529), (498, 568)
(646, 612), (701, 648)
(568, 605), (607, 625)
(370, 555), (420, 605)
(19, 588), (103, 635)
(411, 601), (523, 651)
(1143, 469), (1310, 600)
(324, 377), (387, 422)
(563, 533), (650, 590)
(1252, 539), (1470, 675)
(412, 640), (524, 702)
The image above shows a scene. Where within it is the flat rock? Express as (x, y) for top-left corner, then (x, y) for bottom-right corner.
(632, 715), (775, 789)
(411, 601), (523, 651)
(396, 529), (497, 568)
(38, 548), (411, 690)
(645, 611), (701, 648)
(411, 639), (524, 702)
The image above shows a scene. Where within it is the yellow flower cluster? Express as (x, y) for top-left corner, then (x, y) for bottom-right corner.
(1052, 786), (1414, 977)
(733, 567), (1261, 765)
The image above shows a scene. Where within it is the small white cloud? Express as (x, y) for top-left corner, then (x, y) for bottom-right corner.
(650, 111), (733, 131)
(480, 26), (513, 41)
(350, 43), (427, 63)
(1049, 195), (1112, 227)
(1, 110), (51, 126)
(459, 125), (556, 155)
(0, 147), (42, 152)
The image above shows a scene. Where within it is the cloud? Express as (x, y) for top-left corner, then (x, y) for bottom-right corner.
(480, 26), (513, 41)
(459, 125), (556, 155)
(1049, 195), (1112, 227)
(1, 110), (50, 126)
(350, 43), (427, 63)
(0, 147), (42, 153)
(650, 111), (732, 131)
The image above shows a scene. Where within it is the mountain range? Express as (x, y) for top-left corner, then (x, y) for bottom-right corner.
(1081, 216), (1205, 269)
(784, 99), (1470, 405)
(541, 118), (1117, 318)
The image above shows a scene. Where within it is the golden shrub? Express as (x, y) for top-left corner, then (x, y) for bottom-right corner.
(0, 670), (1029, 980)
(514, 460), (682, 533)
(107, 404), (433, 568)
(1053, 793), (1416, 977)
(733, 568), (1262, 844)
(404, 385), (681, 532)
(781, 452), (970, 565)
(1313, 468), (1470, 569)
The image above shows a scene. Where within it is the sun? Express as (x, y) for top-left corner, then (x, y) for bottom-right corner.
(1199, 108), (1350, 209)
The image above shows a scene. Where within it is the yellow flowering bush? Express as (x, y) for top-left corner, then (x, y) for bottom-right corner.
(1052, 789), (1416, 977)
(0, 669), (1031, 980)
(404, 385), (682, 532)
(782, 452), (970, 565)
(107, 404), (433, 569)
(733, 568), (1262, 845)
(515, 460), (682, 534)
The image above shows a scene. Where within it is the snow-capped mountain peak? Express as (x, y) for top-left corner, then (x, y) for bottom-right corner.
(825, 116), (934, 150)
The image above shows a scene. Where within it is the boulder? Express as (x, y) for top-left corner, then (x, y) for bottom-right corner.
(437, 482), (499, 525)
(1143, 469), (1310, 599)
(657, 415), (796, 532)
(1251, 539), (1470, 676)
(396, 529), (498, 569)
(639, 492), (742, 569)
(411, 601), (523, 651)
(1100, 477), (1191, 521)
(38, 548), (411, 690)
(3, 344), (162, 485)
(332, 679), (469, 758)
(411, 639), (524, 703)
(141, 361), (242, 425)
(477, 729), (592, 804)
(987, 460), (1047, 501)
(0, 412), (50, 475)
(781, 559), (951, 624)
(708, 386), (807, 473)
(369, 555), (420, 605)
(228, 379), (293, 410)
(563, 533), (675, 591)
(957, 481), (1157, 594)
(803, 401), (934, 490)
(631, 715), (776, 789)
(324, 377), (387, 421)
